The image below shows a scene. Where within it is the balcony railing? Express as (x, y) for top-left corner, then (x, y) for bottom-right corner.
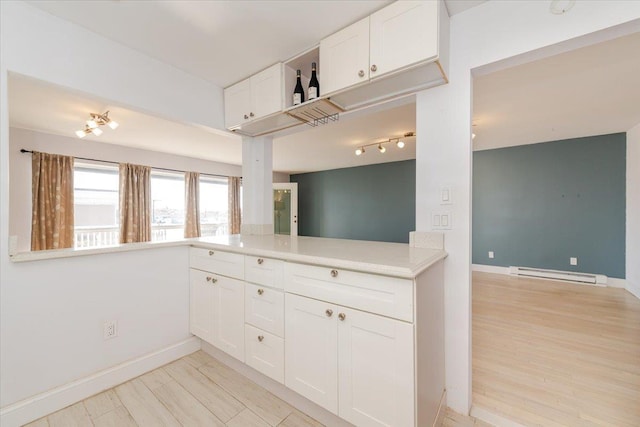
(74, 223), (229, 249)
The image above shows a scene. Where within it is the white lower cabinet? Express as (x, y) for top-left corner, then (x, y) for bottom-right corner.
(285, 293), (414, 426)
(244, 324), (284, 383)
(189, 266), (245, 362)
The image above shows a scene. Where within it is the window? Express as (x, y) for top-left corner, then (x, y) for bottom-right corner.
(200, 176), (229, 236)
(74, 163), (120, 248)
(150, 171), (185, 242)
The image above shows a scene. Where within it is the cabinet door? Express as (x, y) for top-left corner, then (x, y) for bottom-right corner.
(338, 307), (415, 427)
(189, 269), (215, 344)
(369, 0), (438, 79)
(251, 63), (282, 119)
(285, 294), (338, 414)
(320, 17), (370, 95)
(212, 275), (245, 361)
(224, 78), (252, 129)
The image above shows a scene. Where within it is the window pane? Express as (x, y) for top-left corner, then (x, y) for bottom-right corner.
(74, 164), (120, 248)
(200, 177), (229, 236)
(151, 172), (185, 242)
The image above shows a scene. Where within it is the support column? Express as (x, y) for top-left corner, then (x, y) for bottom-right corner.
(241, 135), (273, 235)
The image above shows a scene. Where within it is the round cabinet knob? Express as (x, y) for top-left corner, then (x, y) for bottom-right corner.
(370, 64), (377, 72)
(257, 288), (264, 295)
(330, 269), (338, 278)
(258, 335), (264, 342)
(325, 309), (333, 317)
(250, 112), (255, 117)
(358, 70), (365, 77)
(338, 313), (346, 321)
(206, 276), (212, 282)
(208, 250), (214, 256)
(257, 258), (264, 265)
(244, 114), (249, 119)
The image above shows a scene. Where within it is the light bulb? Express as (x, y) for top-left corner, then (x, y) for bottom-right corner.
(91, 127), (103, 136)
(76, 130), (87, 138)
(396, 140), (405, 148)
(378, 144), (386, 153)
(87, 119), (98, 129)
(472, 133), (476, 140)
(108, 121), (119, 130)
(355, 147), (363, 156)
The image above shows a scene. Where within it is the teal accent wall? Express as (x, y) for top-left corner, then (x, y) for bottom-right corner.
(290, 160), (415, 243)
(473, 133), (626, 278)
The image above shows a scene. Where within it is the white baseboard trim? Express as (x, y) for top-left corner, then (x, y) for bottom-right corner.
(607, 277), (627, 288)
(627, 279), (640, 300)
(433, 390), (447, 427)
(472, 264), (510, 275)
(0, 336), (201, 427)
(201, 342), (354, 427)
(470, 404), (527, 427)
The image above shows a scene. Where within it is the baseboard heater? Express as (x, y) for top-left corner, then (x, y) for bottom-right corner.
(509, 266), (607, 286)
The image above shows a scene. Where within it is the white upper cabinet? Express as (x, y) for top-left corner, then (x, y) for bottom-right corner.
(369, 0), (438, 79)
(320, 17), (370, 96)
(224, 63), (282, 130)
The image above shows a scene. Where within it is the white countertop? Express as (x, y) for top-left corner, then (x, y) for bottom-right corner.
(11, 234), (446, 278)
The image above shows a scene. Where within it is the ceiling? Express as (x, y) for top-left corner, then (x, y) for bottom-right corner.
(473, 31), (640, 150)
(27, 0), (485, 88)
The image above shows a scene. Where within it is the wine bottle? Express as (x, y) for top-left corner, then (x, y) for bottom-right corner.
(293, 69), (305, 105)
(308, 62), (319, 100)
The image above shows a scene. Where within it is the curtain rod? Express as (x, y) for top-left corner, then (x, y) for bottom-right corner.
(19, 149), (238, 180)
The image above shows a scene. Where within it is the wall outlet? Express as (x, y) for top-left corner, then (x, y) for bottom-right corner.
(570, 257), (578, 266)
(103, 320), (118, 340)
(488, 251), (494, 259)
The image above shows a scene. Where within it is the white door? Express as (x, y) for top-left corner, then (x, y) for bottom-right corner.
(320, 16), (370, 95)
(212, 275), (245, 361)
(251, 63), (283, 119)
(224, 78), (252, 129)
(338, 307), (415, 427)
(273, 183), (298, 236)
(285, 294), (338, 413)
(189, 269), (216, 344)
(369, 0), (438, 79)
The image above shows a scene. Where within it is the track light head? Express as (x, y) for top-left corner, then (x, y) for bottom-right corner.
(378, 144), (386, 153)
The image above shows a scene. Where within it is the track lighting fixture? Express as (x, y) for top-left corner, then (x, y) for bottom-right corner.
(354, 132), (414, 156)
(76, 111), (118, 138)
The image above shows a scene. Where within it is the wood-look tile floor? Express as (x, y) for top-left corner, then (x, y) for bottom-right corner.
(473, 272), (640, 427)
(24, 351), (324, 427)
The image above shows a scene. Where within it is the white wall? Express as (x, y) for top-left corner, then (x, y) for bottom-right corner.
(9, 127), (243, 252)
(627, 123), (640, 298)
(415, 1), (640, 414)
(0, 1), (225, 411)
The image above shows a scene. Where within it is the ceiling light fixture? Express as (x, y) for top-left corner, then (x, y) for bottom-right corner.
(354, 132), (414, 156)
(76, 111), (119, 138)
(549, 0), (576, 15)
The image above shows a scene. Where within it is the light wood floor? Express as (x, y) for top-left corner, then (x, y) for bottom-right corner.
(473, 271), (640, 427)
(24, 351), (324, 427)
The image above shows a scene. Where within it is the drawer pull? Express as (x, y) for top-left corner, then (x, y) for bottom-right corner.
(330, 269), (338, 278)
(371, 64), (378, 72)
(338, 313), (346, 321)
(325, 309), (333, 317)
(257, 258), (264, 265)
(358, 69), (365, 77)
(206, 276), (217, 283)
(258, 335), (264, 342)
(257, 288), (264, 295)
(208, 250), (214, 256)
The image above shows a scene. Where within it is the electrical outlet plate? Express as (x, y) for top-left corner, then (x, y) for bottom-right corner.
(103, 320), (118, 340)
(570, 257), (578, 266)
(488, 251), (494, 259)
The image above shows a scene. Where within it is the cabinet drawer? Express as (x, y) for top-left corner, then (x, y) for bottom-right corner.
(190, 247), (244, 280)
(245, 283), (284, 337)
(244, 324), (284, 384)
(284, 262), (413, 322)
(245, 255), (284, 289)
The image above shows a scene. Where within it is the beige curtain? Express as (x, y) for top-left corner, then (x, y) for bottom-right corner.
(228, 176), (241, 234)
(119, 163), (151, 243)
(31, 151), (75, 251)
(184, 171), (201, 238)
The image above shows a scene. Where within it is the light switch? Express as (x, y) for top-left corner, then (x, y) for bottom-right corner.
(440, 186), (452, 205)
(441, 214), (449, 227)
(432, 214), (441, 227)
